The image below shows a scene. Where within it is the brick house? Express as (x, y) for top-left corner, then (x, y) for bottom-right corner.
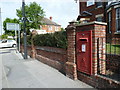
(40, 17), (61, 33)
(77, 0), (120, 39)
(31, 17), (61, 34)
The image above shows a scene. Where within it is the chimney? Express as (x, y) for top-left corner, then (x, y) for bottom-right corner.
(49, 16), (52, 20)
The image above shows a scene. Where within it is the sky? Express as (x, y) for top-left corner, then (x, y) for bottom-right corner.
(0, 0), (79, 35)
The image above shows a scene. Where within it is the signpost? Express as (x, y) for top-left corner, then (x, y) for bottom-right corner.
(6, 23), (21, 52)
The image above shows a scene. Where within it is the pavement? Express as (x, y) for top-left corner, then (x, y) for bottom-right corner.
(1, 48), (95, 88)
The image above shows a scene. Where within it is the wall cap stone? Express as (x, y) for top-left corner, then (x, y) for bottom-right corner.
(76, 21), (107, 27)
(65, 25), (76, 30)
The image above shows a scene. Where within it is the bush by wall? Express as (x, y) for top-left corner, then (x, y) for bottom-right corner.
(33, 31), (67, 49)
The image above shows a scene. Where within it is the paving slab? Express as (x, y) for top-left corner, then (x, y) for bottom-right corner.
(1, 48), (95, 88)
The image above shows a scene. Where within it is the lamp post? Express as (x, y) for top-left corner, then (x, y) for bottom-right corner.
(22, 0), (27, 59)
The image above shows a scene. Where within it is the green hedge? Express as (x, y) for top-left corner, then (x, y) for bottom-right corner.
(33, 31), (67, 49)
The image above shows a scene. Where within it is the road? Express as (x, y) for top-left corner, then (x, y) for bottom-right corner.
(1, 48), (94, 88)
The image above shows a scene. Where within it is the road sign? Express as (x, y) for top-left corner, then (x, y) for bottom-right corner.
(6, 23), (20, 31)
(6, 23), (21, 53)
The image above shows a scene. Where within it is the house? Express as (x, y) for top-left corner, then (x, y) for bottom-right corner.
(30, 17), (61, 34)
(40, 17), (61, 33)
(77, 0), (120, 39)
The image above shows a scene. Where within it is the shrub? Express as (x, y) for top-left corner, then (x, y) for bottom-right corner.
(33, 31), (67, 49)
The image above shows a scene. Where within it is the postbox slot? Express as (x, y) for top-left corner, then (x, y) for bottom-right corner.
(79, 38), (88, 42)
(80, 39), (87, 41)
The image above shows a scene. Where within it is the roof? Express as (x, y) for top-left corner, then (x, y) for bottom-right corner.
(41, 17), (61, 26)
(77, 11), (92, 21)
(81, 11), (92, 16)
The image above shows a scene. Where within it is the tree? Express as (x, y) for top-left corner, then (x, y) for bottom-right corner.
(0, 34), (8, 39)
(61, 28), (65, 31)
(16, 2), (45, 34)
(3, 18), (19, 36)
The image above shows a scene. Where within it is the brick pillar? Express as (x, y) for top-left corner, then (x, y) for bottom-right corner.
(65, 21), (77, 80)
(31, 34), (36, 59)
(76, 21), (107, 75)
(31, 45), (36, 58)
(95, 25), (106, 75)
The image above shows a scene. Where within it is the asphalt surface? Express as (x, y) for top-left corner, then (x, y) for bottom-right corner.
(1, 48), (95, 88)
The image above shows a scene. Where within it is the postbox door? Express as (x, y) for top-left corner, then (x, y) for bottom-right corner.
(76, 30), (92, 75)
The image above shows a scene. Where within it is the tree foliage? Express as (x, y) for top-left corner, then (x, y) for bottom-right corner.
(16, 2), (45, 34)
(0, 34), (8, 39)
(3, 18), (19, 36)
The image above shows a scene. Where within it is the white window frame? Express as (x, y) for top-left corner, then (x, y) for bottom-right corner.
(108, 12), (111, 33)
(116, 8), (120, 32)
(87, 0), (95, 7)
(55, 26), (59, 31)
(40, 25), (42, 29)
(49, 26), (52, 31)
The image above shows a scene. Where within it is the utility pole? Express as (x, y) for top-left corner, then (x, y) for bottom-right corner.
(22, 0), (27, 59)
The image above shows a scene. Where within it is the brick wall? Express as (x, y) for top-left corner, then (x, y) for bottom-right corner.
(77, 72), (120, 88)
(36, 46), (67, 73)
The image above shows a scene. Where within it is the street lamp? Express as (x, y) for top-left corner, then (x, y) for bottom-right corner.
(22, 0), (28, 59)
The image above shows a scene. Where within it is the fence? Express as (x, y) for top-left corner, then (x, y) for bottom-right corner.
(97, 37), (120, 82)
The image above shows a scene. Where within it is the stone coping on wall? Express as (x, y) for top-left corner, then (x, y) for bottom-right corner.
(96, 75), (120, 85)
(76, 21), (107, 27)
(36, 46), (66, 55)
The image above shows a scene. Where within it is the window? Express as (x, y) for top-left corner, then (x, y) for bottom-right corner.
(96, 2), (102, 8)
(55, 26), (59, 31)
(49, 26), (52, 31)
(40, 25), (42, 29)
(87, 0), (95, 7)
(96, 17), (103, 22)
(116, 8), (120, 32)
(108, 12), (111, 33)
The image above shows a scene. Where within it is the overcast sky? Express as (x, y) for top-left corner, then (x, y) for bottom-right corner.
(0, 0), (79, 35)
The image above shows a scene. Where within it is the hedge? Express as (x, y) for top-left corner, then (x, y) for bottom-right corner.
(32, 31), (67, 49)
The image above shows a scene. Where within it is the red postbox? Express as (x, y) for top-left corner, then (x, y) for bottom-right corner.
(76, 30), (92, 75)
